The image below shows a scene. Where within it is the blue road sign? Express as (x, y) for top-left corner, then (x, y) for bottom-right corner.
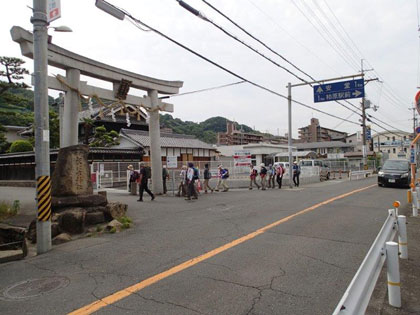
(416, 126), (420, 134)
(313, 79), (364, 103)
(366, 127), (371, 140)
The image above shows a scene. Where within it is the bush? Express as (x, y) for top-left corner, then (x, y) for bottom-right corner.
(9, 139), (33, 153)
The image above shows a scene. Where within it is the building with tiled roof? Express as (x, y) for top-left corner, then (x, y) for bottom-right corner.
(117, 129), (218, 163)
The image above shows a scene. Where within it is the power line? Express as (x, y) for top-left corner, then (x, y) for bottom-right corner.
(177, 0), (310, 83)
(200, 0), (314, 81)
(290, 0), (359, 71)
(186, 0), (410, 135)
(159, 80), (245, 98)
(103, 0), (407, 137)
(103, 1), (362, 127)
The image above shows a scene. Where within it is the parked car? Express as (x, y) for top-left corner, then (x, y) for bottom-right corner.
(378, 159), (411, 188)
(299, 159), (330, 180)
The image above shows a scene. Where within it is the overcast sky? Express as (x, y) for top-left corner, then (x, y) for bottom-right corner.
(1, 0), (418, 137)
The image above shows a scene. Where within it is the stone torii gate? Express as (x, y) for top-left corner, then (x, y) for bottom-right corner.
(11, 26), (183, 194)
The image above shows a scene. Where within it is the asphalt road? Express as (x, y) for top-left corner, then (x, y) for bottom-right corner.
(0, 177), (409, 314)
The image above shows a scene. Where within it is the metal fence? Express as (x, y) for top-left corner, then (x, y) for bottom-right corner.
(324, 159), (376, 171)
(90, 161), (325, 190)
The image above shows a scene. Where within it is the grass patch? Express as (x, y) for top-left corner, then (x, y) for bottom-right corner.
(0, 200), (20, 221)
(109, 227), (117, 234)
(117, 216), (133, 229)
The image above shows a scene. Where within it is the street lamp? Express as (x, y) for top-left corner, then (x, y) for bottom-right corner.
(47, 25), (72, 44)
(49, 25), (73, 32)
(95, 0), (125, 20)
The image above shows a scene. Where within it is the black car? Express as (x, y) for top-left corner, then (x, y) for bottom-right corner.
(378, 159), (411, 188)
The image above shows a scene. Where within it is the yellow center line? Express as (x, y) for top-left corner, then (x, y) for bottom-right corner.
(69, 184), (376, 315)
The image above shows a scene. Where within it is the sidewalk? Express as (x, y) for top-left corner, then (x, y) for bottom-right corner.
(367, 203), (420, 314)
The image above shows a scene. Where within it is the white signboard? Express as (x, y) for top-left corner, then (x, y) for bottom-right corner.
(233, 150), (251, 166)
(48, 0), (61, 23)
(166, 156), (178, 169)
(99, 163), (105, 176)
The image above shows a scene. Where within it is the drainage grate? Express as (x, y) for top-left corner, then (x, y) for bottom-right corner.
(1, 277), (70, 301)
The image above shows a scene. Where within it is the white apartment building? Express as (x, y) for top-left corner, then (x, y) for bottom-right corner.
(372, 131), (413, 160)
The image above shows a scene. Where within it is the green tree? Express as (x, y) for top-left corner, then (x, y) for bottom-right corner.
(0, 57), (30, 112)
(82, 118), (95, 145)
(9, 139), (33, 153)
(89, 125), (120, 147)
(0, 123), (9, 153)
(0, 57), (29, 92)
(49, 110), (60, 149)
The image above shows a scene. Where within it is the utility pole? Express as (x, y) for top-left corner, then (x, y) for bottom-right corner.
(287, 82), (293, 188)
(361, 60), (367, 169)
(409, 105), (417, 138)
(31, 0), (52, 254)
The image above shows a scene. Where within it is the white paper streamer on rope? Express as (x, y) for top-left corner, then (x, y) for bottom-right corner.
(88, 97), (94, 116)
(110, 108), (116, 122)
(126, 112), (131, 127)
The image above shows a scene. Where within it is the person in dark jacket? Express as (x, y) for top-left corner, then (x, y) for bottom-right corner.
(138, 163), (155, 202)
(292, 161), (300, 187)
(162, 165), (169, 195)
(185, 162), (198, 200)
(203, 164), (214, 193)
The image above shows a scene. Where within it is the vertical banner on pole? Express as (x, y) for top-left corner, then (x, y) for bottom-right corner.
(37, 175), (52, 221)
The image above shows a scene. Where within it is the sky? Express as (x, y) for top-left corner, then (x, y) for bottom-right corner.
(1, 0), (418, 138)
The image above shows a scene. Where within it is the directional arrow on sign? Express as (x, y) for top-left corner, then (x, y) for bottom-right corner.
(352, 90), (362, 97)
(316, 86), (323, 93)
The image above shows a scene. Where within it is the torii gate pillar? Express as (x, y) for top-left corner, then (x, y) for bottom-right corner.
(148, 89), (163, 194)
(62, 69), (80, 147)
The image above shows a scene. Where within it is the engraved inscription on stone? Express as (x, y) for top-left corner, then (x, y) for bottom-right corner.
(51, 145), (93, 197)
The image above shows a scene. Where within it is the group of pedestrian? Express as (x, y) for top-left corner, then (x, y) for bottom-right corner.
(177, 163), (229, 201)
(249, 161), (301, 189)
(249, 163), (285, 190)
(128, 160), (301, 202)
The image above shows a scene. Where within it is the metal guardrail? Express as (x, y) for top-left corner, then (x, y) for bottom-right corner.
(348, 170), (373, 180)
(333, 208), (406, 314)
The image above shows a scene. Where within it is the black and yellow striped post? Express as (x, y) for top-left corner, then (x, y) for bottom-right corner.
(37, 175), (51, 221)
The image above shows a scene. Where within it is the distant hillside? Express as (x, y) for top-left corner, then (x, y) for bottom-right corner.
(160, 114), (261, 144)
(0, 86), (55, 126)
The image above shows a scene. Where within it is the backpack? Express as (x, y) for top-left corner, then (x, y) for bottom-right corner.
(193, 167), (199, 180)
(252, 169), (258, 176)
(144, 166), (151, 179)
(223, 168), (229, 178)
(260, 167), (267, 175)
(132, 171), (139, 181)
(204, 169), (211, 179)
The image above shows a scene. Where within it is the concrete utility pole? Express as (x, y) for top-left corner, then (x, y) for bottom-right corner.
(31, 0), (52, 254)
(287, 83), (293, 188)
(361, 60), (367, 169)
(148, 90), (164, 194)
(410, 105), (417, 138)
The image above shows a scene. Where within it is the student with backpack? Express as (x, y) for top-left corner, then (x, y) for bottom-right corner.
(260, 163), (268, 190)
(293, 161), (300, 187)
(128, 165), (138, 194)
(276, 164), (284, 189)
(203, 164), (214, 193)
(215, 165), (229, 192)
(138, 163), (155, 202)
(249, 164), (260, 190)
(185, 162), (198, 200)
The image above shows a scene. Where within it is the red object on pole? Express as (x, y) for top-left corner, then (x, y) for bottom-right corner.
(415, 91), (420, 115)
